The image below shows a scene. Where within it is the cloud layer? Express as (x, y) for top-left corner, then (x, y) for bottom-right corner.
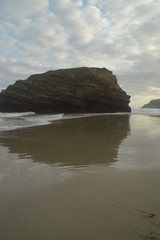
(0, 0), (160, 107)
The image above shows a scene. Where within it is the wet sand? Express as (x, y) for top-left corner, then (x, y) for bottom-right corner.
(0, 115), (160, 240)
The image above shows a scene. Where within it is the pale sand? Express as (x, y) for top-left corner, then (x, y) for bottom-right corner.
(0, 115), (160, 240)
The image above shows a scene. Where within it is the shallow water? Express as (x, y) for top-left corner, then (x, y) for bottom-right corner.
(0, 112), (160, 240)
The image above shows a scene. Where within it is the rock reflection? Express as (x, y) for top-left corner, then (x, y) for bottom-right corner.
(0, 115), (130, 167)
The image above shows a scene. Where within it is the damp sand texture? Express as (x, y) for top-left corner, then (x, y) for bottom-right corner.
(0, 114), (160, 240)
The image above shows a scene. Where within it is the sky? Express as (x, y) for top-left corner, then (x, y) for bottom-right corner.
(0, 0), (160, 108)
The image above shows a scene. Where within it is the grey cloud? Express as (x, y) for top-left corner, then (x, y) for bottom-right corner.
(0, 0), (160, 107)
(0, 0), (49, 18)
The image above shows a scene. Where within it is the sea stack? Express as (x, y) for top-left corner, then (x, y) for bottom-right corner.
(0, 67), (131, 113)
(142, 99), (160, 109)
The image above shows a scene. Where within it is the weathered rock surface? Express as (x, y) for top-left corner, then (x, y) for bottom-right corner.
(142, 99), (160, 109)
(0, 67), (131, 113)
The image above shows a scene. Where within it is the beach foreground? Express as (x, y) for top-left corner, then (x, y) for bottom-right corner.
(0, 114), (160, 240)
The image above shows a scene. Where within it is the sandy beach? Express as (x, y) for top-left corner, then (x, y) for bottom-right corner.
(0, 114), (160, 240)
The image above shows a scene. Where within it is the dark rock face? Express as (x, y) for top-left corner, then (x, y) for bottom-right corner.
(142, 99), (160, 109)
(0, 67), (131, 113)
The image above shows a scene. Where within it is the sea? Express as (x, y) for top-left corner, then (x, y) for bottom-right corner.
(0, 108), (160, 132)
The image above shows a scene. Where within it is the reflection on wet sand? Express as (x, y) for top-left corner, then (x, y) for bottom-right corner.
(0, 115), (130, 167)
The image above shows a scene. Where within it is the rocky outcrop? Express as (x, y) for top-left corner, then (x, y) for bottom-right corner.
(0, 67), (131, 113)
(142, 99), (160, 109)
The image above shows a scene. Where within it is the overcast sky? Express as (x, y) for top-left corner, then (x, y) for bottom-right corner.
(0, 0), (160, 107)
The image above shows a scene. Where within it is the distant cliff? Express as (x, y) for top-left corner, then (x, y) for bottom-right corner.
(0, 67), (131, 113)
(142, 99), (160, 109)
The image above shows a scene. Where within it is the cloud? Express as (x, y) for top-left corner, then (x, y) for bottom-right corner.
(0, 0), (48, 18)
(0, 0), (160, 107)
(148, 86), (160, 92)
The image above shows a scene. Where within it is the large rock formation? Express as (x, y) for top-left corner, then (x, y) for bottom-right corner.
(142, 99), (160, 109)
(0, 67), (131, 113)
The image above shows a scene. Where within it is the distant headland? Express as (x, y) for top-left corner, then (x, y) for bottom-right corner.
(0, 67), (131, 113)
(142, 99), (160, 109)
